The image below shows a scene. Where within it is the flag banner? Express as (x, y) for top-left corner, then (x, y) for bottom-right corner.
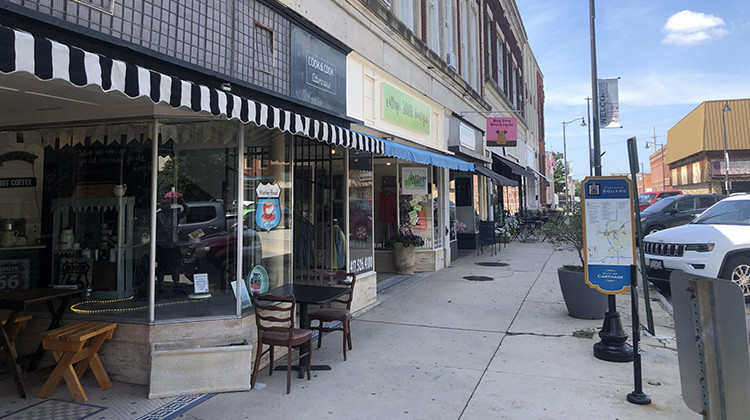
(598, 78), (620, 129)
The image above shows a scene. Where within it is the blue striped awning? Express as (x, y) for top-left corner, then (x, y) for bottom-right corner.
(0, 24), (384, 155)
(378, 137), (475, 172)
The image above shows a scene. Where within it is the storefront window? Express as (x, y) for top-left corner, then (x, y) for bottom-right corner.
(348, 151), (374, 274)
(242, 126), (291, 300)
(432, 167), (443, 249)
(374, 160), (398, 250)
(0, 123), (153, 320)
(449, 175), (457, 241)
(155, 121), (238, 320)
(399, 164), (433, 249)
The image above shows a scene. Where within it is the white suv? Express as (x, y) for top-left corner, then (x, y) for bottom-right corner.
(643, 194), (750, 297)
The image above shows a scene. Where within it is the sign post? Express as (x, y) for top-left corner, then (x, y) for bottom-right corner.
(582, 176), (635, 294)
(583, 176), (650, 404)
(582, 176), (634, 363)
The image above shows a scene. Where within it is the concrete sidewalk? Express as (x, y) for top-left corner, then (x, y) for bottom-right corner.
(181, 242), (697, 420)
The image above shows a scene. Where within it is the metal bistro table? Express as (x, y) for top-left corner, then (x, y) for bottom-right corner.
(266, 283), (350, 378)
(0, 287), (82, 398)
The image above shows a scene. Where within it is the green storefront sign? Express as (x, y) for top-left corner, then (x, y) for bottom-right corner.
(383, 83), (430, 135)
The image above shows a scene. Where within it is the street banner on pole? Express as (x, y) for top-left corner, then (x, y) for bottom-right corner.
(486, 117), (517, 147)
(598, 78), (620, 129)
(582, 176), (636, 294)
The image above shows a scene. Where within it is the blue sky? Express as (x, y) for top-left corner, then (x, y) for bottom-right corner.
(516, 0), (750, 178)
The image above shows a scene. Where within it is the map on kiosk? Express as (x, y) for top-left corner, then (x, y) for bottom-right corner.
(586, 199), (633, 266)
(582, 177), (636, 294)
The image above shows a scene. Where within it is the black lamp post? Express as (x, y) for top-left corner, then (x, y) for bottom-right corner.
(589, 0), (633, 363)
(562, 117), (586, 202)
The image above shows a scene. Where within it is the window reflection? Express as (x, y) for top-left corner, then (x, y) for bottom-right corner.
(155, 121), (238, 320)
(349, 151), (373, 274)
(242, 126), (291, 298)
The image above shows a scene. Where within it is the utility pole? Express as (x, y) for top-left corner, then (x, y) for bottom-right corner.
(653, 127), (665, 190)
(585, 97), (593, 176)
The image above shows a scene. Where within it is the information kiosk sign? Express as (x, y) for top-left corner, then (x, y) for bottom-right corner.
(582, 176), (636, 294)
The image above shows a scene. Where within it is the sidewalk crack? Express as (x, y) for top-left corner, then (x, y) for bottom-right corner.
(505, 332), (567, 338)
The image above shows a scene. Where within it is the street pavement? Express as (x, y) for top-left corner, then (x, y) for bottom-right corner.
(181, 242), (698, 420)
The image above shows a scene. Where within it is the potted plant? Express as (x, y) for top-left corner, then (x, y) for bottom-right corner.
(390, 227), (425, 274)
(496, 215), (519, 243)
(539, 203), (608, 319)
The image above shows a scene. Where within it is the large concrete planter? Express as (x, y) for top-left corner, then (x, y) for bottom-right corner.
(149, 342), (252, 398)
(393, 243), (416, 274)
(557, 267), (608, 319)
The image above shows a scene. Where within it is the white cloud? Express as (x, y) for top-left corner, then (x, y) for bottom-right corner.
(662, 10), (728, 45)
(544, 72), (750, 107)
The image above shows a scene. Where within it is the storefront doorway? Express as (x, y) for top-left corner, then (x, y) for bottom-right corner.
(293, 138), (345, 283)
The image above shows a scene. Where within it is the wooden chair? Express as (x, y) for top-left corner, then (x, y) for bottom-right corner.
(38, 322), (117, 402)
(308, 273), (356, 360)
(251, 293), (312, 394)
(0, 312), (32, 358)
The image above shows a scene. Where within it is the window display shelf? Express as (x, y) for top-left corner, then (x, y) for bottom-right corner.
(51, 197), (135, 299)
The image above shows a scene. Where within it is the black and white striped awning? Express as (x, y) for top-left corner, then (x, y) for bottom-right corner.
(0, 24), (384, 154)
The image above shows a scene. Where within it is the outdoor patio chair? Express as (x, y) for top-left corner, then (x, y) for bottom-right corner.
(308, 273), (356, 360)
(251, 293), (312, 394)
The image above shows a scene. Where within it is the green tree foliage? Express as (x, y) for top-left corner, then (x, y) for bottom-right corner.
(552, 152), (565, 193)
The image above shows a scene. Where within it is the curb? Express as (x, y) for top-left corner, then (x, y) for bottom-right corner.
(653, 285), (673, 317)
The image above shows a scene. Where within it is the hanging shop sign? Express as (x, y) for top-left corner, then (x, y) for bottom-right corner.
(486, 117), (517, 147)
(582, 176), (636, 294)
(255, 183), (282, 232)
(0, 177), (36, 188)
(401, 167), (428, 195)
(383, 83), (431, 135)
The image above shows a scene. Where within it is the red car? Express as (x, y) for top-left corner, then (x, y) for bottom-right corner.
(638, 190), (682, 211)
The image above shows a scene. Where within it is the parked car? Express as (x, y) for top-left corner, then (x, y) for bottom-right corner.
(162, 201), (227, 246)
(639, 194), (726, 236)
(643, 194), (750, 298)
(638, 190), (682, 211)
(182, 211), (263, 288)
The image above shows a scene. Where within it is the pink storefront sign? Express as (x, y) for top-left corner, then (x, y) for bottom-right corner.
(486, 117), (517, 147)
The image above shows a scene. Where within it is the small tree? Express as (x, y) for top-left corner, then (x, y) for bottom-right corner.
(540, 202), (584, 271)
(552, 152), (565, 194)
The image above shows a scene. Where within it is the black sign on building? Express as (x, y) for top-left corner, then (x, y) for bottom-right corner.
(291, 25), (347, 116)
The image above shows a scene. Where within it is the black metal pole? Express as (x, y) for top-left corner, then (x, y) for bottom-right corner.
(627, 264), (652, 405)
(589, 0), (633, 362)
(627, 137), (655, 335)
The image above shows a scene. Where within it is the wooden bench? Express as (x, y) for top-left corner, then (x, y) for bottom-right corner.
(1, 313), (32, 358)
(38, 322), (117, 402)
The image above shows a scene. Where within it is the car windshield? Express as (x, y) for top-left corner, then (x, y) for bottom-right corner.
(642, 195), (680, 213)
(638, 193), (656, 205)
(692, 199), (750, 225)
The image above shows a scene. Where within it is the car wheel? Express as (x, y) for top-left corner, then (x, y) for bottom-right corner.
(722, 255), (750, 302)
(354, 224), (368, 240)
(647, 225), (665, 235)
